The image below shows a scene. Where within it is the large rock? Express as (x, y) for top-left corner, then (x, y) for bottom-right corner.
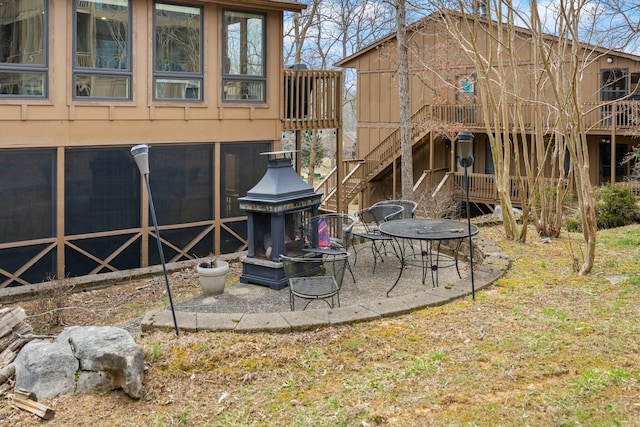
(14, 326), (144, 402)
(12, 340), (78, 401)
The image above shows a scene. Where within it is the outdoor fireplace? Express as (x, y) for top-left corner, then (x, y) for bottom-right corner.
(238, 151), (322, 289)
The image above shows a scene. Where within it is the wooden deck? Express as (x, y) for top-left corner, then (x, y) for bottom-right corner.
(429, 101), (640, 133)
(448, 172), (640, 208)
(282, 69), (342, 131)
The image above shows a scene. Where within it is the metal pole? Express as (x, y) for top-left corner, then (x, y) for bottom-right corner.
(145, 175), (179, 336)
(464, 166), (475, 300)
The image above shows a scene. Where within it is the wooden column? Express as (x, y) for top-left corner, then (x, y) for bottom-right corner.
(611, 104), (617, 183)
(336, 129), (344, 213)
(56, 148), (65, 280)
(140, 159), (149, 267)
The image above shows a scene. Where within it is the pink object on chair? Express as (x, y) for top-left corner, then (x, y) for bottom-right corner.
(318, 218), (330, 249)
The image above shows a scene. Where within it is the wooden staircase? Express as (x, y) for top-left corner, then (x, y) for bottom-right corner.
(317, 105), (433, 211)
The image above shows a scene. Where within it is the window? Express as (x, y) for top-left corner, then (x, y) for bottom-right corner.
(601, 69), (628, 101)
(456, 73), (476, 101)
(73, 0), (131, 100)
(154, 2), (203, 101)
(0, 0), (47, 98)
(485, 139), (494, 175)
(222, 10), (266, 102)
(455, 73), (476, 122)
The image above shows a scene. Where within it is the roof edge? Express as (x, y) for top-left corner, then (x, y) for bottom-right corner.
(199, 0), (306, 13)
(335, 9), (640, 68)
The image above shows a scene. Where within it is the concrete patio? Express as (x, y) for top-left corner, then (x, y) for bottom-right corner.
(141, 235), (510, 334)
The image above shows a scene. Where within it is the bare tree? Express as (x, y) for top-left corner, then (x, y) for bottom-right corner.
(429, 4), (529, 241)
(284, 0), (321, 66)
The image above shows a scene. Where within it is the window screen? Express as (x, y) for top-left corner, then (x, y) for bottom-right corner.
(220, 142), (270, 218)
(0, 149), (55, 243)
(65, 148), (140, 234)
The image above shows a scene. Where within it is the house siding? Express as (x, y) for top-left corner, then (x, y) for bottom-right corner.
(0, 0), (303, 287)
(339, 13), (640, 205)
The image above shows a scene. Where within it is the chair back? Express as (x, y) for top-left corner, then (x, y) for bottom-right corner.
(367, 204), (404, 225)
(281, 254), (326, 281)
(374, 200), (418, 218)
(280, 252), (351, 310)
(281, 253), (350, 287)
(303, 214), (355, 251)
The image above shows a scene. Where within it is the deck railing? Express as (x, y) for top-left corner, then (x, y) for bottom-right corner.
(617, 181), (640, 197)
(315, 160), (365, 211)
(282, 69), (343, 131)
(449, 172), (584, 207)
(429, 101), (640, 132)
(361, 104), (432, 181)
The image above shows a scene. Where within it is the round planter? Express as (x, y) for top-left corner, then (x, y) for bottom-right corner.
(197, 260), (229, 295)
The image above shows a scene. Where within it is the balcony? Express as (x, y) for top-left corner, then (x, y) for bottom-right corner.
(429, 101), (640, 132)
(282, 69), (342, 131)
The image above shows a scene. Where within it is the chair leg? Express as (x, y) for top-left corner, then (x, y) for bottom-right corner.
(351, 236), (359, 265)
(346, 260), (356, 283)
(370, 242), (380, 273)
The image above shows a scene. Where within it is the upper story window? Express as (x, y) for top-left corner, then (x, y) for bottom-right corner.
(601, 69), (628, 101)
(154, 2), (203, 101)
(222, 10), (266, 102)
(74, 0), (131, 100)
(456, 73), (476, 103)
(0, 0), (48, 98)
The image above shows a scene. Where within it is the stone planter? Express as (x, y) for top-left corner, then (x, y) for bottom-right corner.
(196, 259), (229, 295)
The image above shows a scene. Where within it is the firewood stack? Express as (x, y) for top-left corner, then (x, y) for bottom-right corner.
(0, 307), (56, 420)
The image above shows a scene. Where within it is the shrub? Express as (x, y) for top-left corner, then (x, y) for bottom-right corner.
(416, 184), (458, 219)
(594, 183), (638, 229)
(565, 216), (582, 233)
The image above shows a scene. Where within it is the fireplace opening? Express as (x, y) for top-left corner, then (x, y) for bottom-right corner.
(254, 211), (305, 259)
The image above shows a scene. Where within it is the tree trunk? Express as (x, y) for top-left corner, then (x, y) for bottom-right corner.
(396, 0), (414, 201)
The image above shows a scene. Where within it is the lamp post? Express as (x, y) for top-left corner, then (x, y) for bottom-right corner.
(131, 144), (179, 336)
(457, 132), (476, 300)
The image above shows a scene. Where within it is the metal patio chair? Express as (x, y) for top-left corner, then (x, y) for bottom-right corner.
(373, 199), (419, 257)
(373, 199), (418, 218)
(352, 204), (404, 273)
(280, 252), (350, 311)
(302, 213), (356, 283)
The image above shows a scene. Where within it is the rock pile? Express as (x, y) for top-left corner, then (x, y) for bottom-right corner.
(0, 308), (145, 421)
(14, 325), (145, 401)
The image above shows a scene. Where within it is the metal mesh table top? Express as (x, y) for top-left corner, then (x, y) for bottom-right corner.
(378, 218), (479, 241)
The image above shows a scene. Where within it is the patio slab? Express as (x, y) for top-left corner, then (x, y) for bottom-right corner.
(141, 236), (509, 333)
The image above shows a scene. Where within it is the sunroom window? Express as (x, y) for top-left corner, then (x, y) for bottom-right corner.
(73, 0), (131, 100)
(0, 0), (48, 98)
(153, 2), (203, 101)
(222, 10), (266, 102)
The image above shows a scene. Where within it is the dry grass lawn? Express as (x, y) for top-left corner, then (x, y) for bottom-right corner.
(1, 224), (640, 426)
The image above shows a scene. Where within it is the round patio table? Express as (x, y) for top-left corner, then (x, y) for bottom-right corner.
(378, 218), (479, 296)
